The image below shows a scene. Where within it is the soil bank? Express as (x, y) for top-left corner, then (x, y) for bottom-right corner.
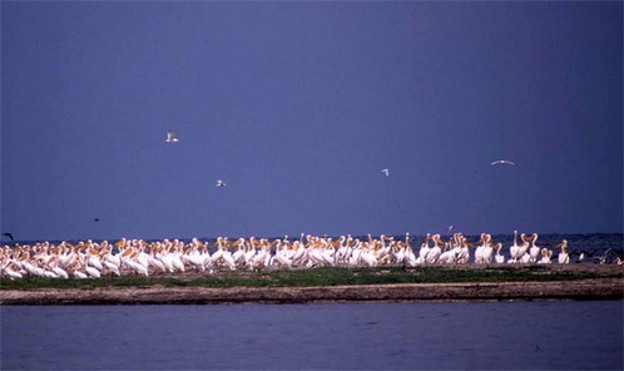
(1, 278), (622, 305)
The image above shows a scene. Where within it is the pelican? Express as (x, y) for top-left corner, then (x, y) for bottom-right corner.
(555, 240), (570, 264)
(528, 233), (541, 263)
(494, 243), (505, 263)
(437, 245), (457, 264)
(425, 234), (443, 264)
(48, 257), (69, 279)
(381, 168), (390, 177)
(538, 248), (553, 264)
(510, 232), (530, 263)
(1, 261), (23, 280)
(67, 261), (88, 279)
(165, 130), (179, 143)
(509, 230), (520, 262)
(403, 236), (419, 267)
(84, 256), (102, 278)
(490, 160), (516, 166)
(455, 235), (471, 264)
(475, 234), (493, 264)
(418, 234), (432, 263)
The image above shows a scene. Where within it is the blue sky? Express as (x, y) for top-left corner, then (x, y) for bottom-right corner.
(2, 1), (622, 241)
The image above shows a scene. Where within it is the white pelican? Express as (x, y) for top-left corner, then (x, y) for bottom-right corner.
(381, 168), (390, 177)
(528, 233), (541, 263)
(475, 235), (493, 264)
(509, 231), (520, 262)
(538, 248), (553, 264)
(48, 257), (69, 279)
(419, 234), (432, 263)
(67, 261), (88, 279)
(84, 256), (102, 278)
(510, 232), (530, 263)
(555, 240), (570, 264)
(425, 234), (443, 264)
(103, 259), (122, 276)
(165, 130), (179, 143)
(455, 235), (471, 264)
(437, 245), (457, 264)
(1, 261), (23, 280)
(494, 243), (505, 263)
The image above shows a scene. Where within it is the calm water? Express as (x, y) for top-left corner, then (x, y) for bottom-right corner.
(2, 301), (622, 370)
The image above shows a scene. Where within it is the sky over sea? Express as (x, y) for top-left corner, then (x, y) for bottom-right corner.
(2, 1), (622, 241)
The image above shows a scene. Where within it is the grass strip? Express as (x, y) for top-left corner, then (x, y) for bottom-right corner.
(1, 265), (620, 290)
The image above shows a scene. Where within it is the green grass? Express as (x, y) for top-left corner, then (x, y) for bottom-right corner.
(1, 265), (619, 290)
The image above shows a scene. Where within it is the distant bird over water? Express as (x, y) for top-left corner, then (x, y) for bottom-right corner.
(2, 232), (14, 241)
(165, 130), (179, 143)
(448, 225), (455, 233)
(94, 218), (100, 222)
(216, 180), (227, 188)
(490, 160), (516, 166)
(381, 168), (390, 177)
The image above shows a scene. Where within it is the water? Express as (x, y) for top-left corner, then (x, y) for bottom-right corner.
(2, 301), (622, 370)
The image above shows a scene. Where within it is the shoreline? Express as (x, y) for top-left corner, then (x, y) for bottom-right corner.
(1, 277), (622, 305)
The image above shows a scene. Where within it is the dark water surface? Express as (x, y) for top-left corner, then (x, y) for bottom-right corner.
(2, 301), (622, 370)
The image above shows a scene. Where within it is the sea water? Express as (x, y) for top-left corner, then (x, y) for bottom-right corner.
(2, 301), (622, 370)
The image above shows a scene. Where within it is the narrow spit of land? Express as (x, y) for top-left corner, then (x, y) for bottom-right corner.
(1, 265), (622, 305)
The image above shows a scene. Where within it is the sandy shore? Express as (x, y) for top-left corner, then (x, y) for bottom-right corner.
(1, 277), (622, 305)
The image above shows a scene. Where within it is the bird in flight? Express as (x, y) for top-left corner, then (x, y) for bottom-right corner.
(166, 130), (179, 143)
(381, 168), (390, 177)
(2, 232), (14, 241)
(94, 218), (100, 222)
(490, 160), (516, 166)
(216, 180), (227, 188)
(448, 225), (455, 233)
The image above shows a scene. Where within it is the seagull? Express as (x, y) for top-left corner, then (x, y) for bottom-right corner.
(216, 180), (227, 188)
(448, 225), (455, 233)
(490, 160), (516, 166)
(165, 130), (179, 143)
(381, 168), (390, 177)
(2, 232), (14, 241)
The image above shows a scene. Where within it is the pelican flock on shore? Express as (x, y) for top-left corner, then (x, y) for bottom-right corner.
(1, 232), (621, 280)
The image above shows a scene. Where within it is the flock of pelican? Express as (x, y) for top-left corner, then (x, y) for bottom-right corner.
(0, 232), (619, 280)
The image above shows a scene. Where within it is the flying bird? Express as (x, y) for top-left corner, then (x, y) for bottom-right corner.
(2, 232), (14, 241)
(381, 168), (390, 177)
(165, 130), (179, 143)
(490, 160), (516, 166)
(448, 225), (455, 233)
(94, 218), (100, 222)
(216, 180), (227, 188)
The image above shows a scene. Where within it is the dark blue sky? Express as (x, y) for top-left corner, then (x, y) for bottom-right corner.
(2, 1), (622, 241)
